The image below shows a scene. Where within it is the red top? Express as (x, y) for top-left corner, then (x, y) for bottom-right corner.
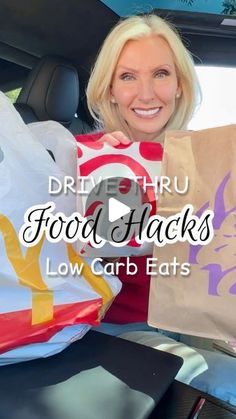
(76, 132), (160, 324)
(103, 255), (151, 323)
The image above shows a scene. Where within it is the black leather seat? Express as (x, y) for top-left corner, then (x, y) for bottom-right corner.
(15, 55), (91, 133)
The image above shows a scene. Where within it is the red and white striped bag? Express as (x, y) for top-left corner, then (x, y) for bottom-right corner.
(76, 139), (163, 257)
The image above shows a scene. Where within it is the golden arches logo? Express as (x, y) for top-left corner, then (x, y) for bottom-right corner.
(0, 215), (113, 325)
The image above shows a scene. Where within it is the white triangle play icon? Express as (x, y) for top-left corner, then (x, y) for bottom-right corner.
(108, 197), (131, 222)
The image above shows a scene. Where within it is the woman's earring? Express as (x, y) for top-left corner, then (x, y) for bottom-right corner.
(111, 97), (116, 104)
(176, 92), (181, 99)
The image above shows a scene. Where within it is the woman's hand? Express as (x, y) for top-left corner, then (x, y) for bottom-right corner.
(98, 131), (131, 146)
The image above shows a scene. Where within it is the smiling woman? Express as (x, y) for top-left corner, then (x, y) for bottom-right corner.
(86, 14), (201, 143)
(110, 35), (181, 141)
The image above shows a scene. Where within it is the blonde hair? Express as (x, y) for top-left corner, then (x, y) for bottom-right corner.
(86, 14), (201, 140)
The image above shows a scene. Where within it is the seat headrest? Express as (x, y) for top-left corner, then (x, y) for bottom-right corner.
(16, 56), (79, 126)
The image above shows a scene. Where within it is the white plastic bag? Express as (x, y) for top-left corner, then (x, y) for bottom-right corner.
(0, 92), (121, 364)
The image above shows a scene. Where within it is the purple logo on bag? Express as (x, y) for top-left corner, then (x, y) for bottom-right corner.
(189, 172), (236, 296)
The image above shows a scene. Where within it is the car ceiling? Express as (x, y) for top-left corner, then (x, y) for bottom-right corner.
(0, 0), (119, 91)
(0, 0), (235, 92)
(0, 0), (119, 65)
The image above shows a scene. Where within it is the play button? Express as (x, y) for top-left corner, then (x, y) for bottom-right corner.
(84, 176), (152, 246)
(108, 198), (131, 222)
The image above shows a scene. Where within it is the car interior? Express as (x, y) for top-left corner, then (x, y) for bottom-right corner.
(0, 1), (236, 418)
(0, 0), (236, 134)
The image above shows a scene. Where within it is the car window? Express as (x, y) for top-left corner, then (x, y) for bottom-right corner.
(100, 0), (236, 17)
(5, 87), (22, 103)
(189, 65), (236, 130)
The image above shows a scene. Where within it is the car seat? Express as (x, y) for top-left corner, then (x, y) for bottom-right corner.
(15, 55), (91, 133)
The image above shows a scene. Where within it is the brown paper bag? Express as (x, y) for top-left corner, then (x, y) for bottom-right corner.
(148, 125), (236, 341)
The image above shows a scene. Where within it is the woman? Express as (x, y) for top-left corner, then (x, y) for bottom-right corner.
(86, 15), (199, 143)
(77, 14), (236, 405)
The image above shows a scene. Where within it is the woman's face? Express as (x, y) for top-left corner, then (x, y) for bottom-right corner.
(110, 35), (181, 141)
